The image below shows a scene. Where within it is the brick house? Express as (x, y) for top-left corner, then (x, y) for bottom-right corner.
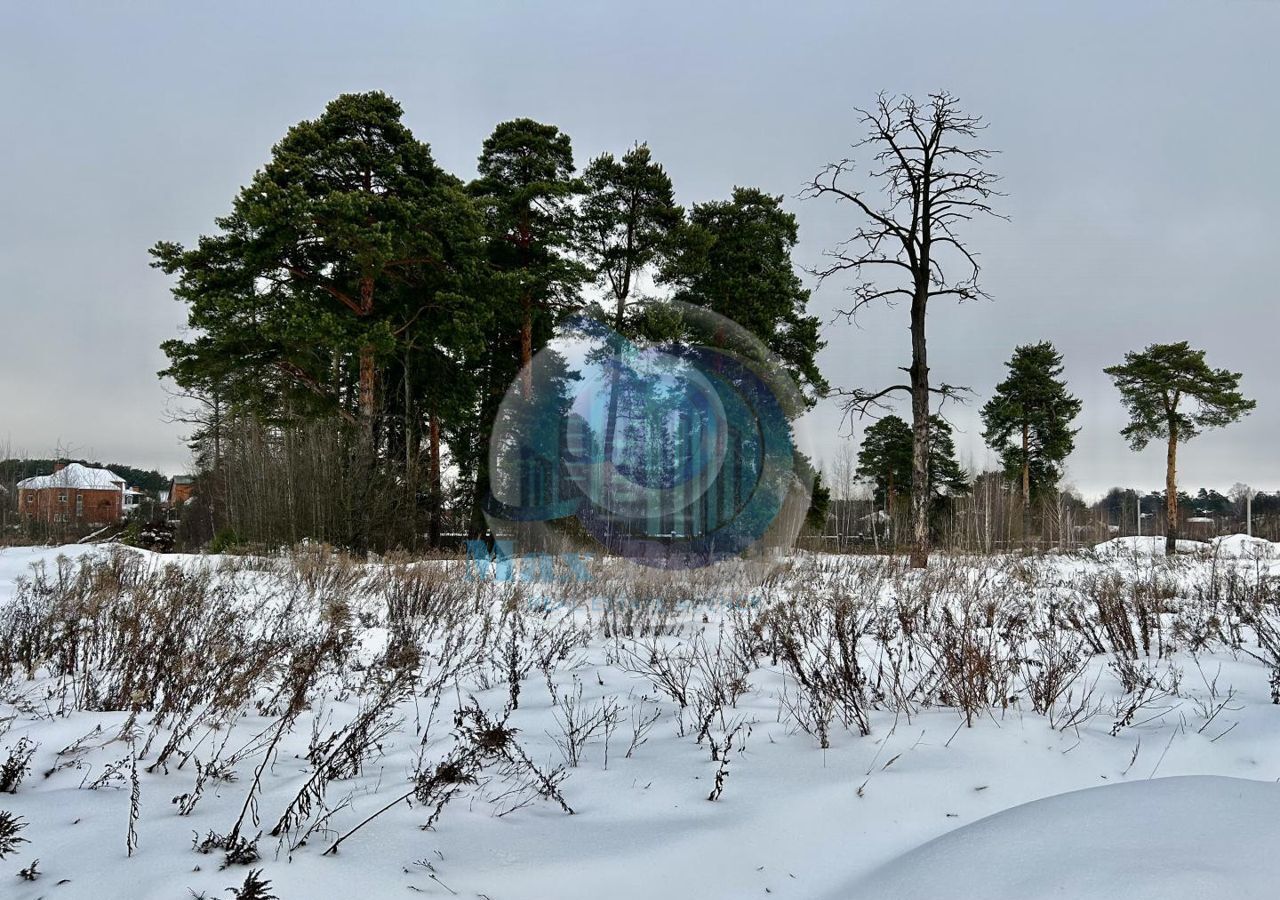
(17, 462), (127, 526)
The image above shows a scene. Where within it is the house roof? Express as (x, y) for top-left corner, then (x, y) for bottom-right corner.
(17, 463), (126, 491)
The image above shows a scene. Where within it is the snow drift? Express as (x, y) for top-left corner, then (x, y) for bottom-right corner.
(1211, 534), (1279, 559)
(842, 776), (1280, 900)
(1092, 536), (1209, 556)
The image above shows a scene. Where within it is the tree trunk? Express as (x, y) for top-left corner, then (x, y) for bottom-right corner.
(908, 288), (930, 569)
(600, 276), (633, 532)
(601, 351), (623, 535)
(1021, 421), (1031, 551)
(519, 294), (534, 399)
(428, 409), (442, 548)
(358, 344), (376, 435)
(518, 209), (535, 400)
(354, 272), (377, 556)
(886, 472), (896, 551)
(1165, 424), (1179, 555)
(356, 272), (377, 432)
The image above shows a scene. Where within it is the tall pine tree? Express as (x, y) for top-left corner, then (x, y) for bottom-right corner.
(578, 143), (682, 332)
(980, 341), (1081, 547)
(1105, 342), (1254, 554)
(152, 92), (487, 550)
(662, 187), (828, 537)
(465, 119), (585, 533)
(577, 144), (682, 505)
(806, 93), (1002, 568)
(153, 92), (478, 438)
(471, 119), (585, 396)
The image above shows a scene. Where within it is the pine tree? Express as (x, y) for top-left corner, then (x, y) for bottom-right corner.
(578, 143), (682, 332)
(928, 418), (970, 499)
(152, 92), (487, 551)
(662, 187), (827, 405)
(980, 341), (1081, 548)
(153, 92), (475, 438)
(1105, 341), (1254, 554)
(465, 119), (585, 533)
(471, 119), (585, 397)
(577, 143), (682, 507)
(806, 93), (1002, 568)
(857, 414), (968, 516)
(661, 187), (828, 538)
(856, 415), (912, 514)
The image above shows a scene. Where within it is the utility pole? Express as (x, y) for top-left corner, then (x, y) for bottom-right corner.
(1247, 491), (1253, 537)
(1136, 494), (1142, 537)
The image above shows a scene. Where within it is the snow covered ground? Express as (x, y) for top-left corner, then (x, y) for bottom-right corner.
(2, 541), (1280, 899)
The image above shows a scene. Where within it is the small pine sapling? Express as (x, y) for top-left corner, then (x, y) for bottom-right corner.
(0, 810), (29, 858)
(226, 869), (277, 900)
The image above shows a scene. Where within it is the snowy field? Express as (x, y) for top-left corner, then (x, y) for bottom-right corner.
(2, 540), (1280, 899)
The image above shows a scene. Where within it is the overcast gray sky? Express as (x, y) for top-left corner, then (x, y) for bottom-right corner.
(1, 1), (1275, 497)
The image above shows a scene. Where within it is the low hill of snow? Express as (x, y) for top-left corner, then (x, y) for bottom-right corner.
(1211, 534), (1279, 559)
(1093, 536), (1209, 556)
(843, 776), (1280, 900)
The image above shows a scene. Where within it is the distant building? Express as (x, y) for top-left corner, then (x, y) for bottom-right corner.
(168, 475), (195, 507)
(1184, 515), (1217, 538)
(17, 462), (127, 526)
(124, 486), (147, 514)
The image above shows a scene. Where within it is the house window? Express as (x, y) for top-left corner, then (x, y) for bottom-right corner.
(75, 494), (84, 517)
(26, 494), (34, 505)
(58, 492), (68, 504)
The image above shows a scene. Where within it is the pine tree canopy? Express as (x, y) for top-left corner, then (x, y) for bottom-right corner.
(577, 143), (682, 332)
(857, 414), (968, 501)
(980, 341), (1081, 496)
(1104, 341), (1254, 449)
(470, 118), (586, 327)
(661, 187), (828, 405)
(151, 91), (486, 424)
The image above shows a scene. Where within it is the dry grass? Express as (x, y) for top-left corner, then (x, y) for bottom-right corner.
(0, 542), (1276, 880)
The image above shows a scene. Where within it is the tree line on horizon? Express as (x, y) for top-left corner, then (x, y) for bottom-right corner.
(150, 90), (1256, 560)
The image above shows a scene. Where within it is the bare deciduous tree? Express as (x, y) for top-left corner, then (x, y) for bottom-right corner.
(804, 92), (1004, 567)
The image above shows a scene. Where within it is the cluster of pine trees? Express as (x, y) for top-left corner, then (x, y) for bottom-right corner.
(153, 92), (825, 552)
(851, 338), (1255, 554)
(853, 341), (1081, 545)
